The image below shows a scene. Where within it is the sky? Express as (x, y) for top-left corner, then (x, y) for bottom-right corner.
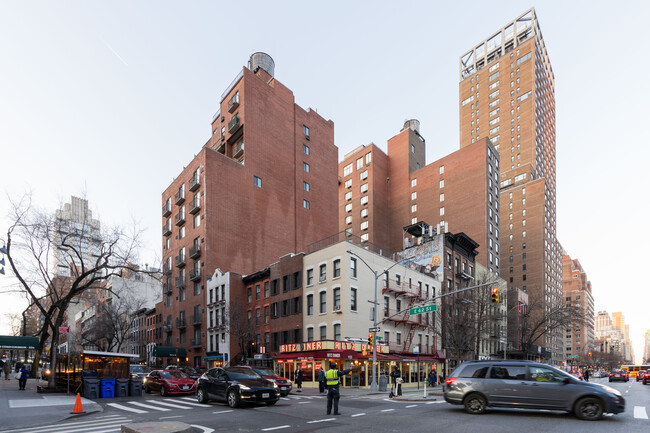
(1, 1), (649, 362)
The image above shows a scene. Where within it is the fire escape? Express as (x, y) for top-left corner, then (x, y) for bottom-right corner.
(382, 279), (429, 353)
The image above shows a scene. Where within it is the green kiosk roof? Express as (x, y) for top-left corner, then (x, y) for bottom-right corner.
(152, 346), (187, 358)
(0, 336), (39, 350)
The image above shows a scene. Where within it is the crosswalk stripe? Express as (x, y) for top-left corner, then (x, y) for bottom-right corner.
(152, 398), (210, 407)
(180, 397), (198, 402)
(2, 418), (131, 433)
(634, 406), (649, 419)
(406, 404), (418, 408)
(351, 413), (366, 417)
(107, 403), (147, 413)
(143, 400), (193, 409)
(128, 401), (171, 411)
(61, 426), (124, 433)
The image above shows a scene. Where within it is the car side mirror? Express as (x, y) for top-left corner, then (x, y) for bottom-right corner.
(562, 377), (571, 384)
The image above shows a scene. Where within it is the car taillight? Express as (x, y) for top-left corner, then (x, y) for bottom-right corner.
(609, 373), (613, 376)
(445, 377), (457, 385)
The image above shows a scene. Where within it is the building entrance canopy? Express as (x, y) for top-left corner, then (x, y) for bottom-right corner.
(0, 336), (39, 350)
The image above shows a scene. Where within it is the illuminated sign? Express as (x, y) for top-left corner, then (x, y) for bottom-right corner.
(279, 341), (388, 354)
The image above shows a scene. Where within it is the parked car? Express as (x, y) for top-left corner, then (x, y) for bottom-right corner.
(250, 367), (293, 396)
(609, 370), (629, 382)
(636, 370), (646, 382)
(166, 365), (201, 380)
(144, 369), (197, 396)
(443, 360), (625, 421)
(130, 364), (152, 379)
(195, 366), (280, 408)
(591, 371), (601, 379)
(641, 371), (650, 385)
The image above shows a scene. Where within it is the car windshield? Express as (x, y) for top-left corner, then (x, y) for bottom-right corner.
(130, 365), (152, 374)
(161, 370), (189, 379)
(253, 368), (276, 376)
(226, 368), (262, 380)
(181, 366), (199, 375)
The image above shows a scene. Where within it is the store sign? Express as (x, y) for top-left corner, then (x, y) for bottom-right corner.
(279, 340), (388, 354)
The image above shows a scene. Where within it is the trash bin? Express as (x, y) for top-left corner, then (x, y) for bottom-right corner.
(115, 378), (129, 397)
(129, 378), (143, 397)
(83, 378), (100, 399)
(379, 375), (388, 392)
(100, 378), (116, 398)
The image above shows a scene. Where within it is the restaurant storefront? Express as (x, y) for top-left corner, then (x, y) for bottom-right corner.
(272, 341), (444, 388)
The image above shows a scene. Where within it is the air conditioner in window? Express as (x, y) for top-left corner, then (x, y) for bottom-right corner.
(333, 305), (342, 313)
(319, 276), (326, 283)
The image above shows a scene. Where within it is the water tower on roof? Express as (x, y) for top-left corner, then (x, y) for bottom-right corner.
(248, 52), (275, 77)
(402, 119), (420, 133)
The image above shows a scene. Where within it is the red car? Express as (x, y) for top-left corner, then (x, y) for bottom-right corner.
(248, 367), (292, 396)
(144, 369), (197, 396)
(641, 371), (650, 385)
(636, 370), (646, 382)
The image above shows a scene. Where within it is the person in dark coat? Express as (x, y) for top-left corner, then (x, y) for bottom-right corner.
(583, 368), (590, 382)
(390, 365), (402, 396)
(428, 369), (437, 387)
(295, 368), (303, 392)
(18, 365), (29, 390)
(317, 369), (326, 393)
(325, 362), (354, 415)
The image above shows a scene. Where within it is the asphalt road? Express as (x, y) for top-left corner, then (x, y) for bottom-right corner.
(3, 378), (649, 433)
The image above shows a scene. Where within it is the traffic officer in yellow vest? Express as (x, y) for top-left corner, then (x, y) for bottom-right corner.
(325, 362), (355, 415)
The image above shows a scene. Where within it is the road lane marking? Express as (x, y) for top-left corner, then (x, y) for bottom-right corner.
(129, 401), (171, 411)
(262, 426), (291, 431)
(5, 418), (132, 433)
(307, 418), (335, 423)
(280, 397), (290, 400)
(213, 409), (234, 414)
(426, 401), (445, 404)
(160, 415), (185, 420)
(144, 400), (192, 409)
(190, 426), (215, 433)
(634, 406), (649, 419)
(107, 403), (147, 413)
(154, 399), (210, 407)
(381, 409), (395, 412)
(298, 401), (311, 404)
(351, 413), (366, 417)
(406, 405), (418, 408)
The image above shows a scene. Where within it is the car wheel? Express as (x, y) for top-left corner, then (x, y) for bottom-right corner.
(608, 379), (612, 382)
(266, 400), (277, 406)
(197, 387), (208, 404)
(160, 386), (168, 397)
(463, 393), (487, 415)
(144, 384), (151, 393)
(227, 390), (240, 408)
(575, 397), (604, 421)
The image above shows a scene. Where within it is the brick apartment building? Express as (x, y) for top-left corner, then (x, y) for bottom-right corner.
(161, 53), (338, 366)
(338, 121), (500, 275)
(562, 253), (595, 358)
(458, 8), (563, 362)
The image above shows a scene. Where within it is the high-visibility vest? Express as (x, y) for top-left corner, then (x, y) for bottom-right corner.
(326, 369), (339, 386)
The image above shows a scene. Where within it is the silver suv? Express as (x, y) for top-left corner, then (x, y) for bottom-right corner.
(443, 360), (625, 420)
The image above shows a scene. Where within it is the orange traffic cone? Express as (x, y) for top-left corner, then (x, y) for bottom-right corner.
(71, 392), (85, 414)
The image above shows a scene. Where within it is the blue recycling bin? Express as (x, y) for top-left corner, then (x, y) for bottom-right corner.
(100, 378), (116, 398)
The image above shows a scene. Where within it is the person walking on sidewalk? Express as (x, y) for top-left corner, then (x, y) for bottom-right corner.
(428, 369), (437, 387)
(18, 365), (29, 390)
(325, 362), (354, 415)
(317, 369), (326, 394)
(295, 368), (303, 392)
(390, 365), (402, 397)
(3, 360), (10, 380)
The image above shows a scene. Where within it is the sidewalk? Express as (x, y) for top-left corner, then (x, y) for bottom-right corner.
(0, 376), (102, 431)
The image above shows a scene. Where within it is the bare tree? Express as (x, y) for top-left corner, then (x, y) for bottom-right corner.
(3, 194), (151, 388)
(226, 299), (254, 365)
(4, 313), (22, 336)
(470, 269), (505, 359)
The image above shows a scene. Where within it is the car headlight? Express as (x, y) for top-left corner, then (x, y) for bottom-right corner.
(239, 385), (251, 391)
(603, 385), (621, 396)
(45, 369), (51, 375)
(272, 382), (279, 389)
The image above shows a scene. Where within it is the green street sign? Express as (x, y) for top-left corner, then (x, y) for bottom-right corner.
(567, 355), (579, 359)
(409, 305), (437, 315)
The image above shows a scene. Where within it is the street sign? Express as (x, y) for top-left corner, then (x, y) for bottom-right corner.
(369, 327), (380, 333)
(409, 305), (437, 315)
(59, 326), (69, 334)
(567, 355), (579, 359)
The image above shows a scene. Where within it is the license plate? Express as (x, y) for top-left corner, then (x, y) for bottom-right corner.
(615, 374), (620, 377)
(280, 387), (287, 390)
(262, 393), (269, 398)
(181, 385), (189, 390)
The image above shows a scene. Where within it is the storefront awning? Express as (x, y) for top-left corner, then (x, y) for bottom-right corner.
(0, 336), (39, 350)
(373, 353), (404, 361)
(275, 349), (366, 361)
(152, 346), (187, 358)
(203, 354), (228, 361)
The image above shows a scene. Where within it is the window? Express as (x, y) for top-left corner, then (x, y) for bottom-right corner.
(247, 287), (252, 303)
(411, 178), (417, 187)
(350, 258), (357, 278)
(333, 259), (341, 278)
(303, 144), (310, 155)
(307, 269), (314, 285)
(264, 281), (269, 297)
(179, 226), (185, 239)
(343, 164), (353, 177)
(345, 215), (352, 225)
(193, 214), (200, 228)
(344, 179), (352, 188)
(320, 325), (326, 340)
(360, 221), (369, 231)
(345, 191), (352, 201)
(440, 193), (444, 202)
(361, 208), (368, 218)
(319, 291), (326, 313)
(307, 294), (314, 315)
(307, 327), (314, 342)
(319, 264), (326, 282)
(255, 284), (260, 300)
(440, 207), (445, 216)
(345, 203), (352, 213)
(303, 181), (310, 191)
(411, 192), (417, 200)
(253, 176), (262, 188)
(333, 288), (341, 309)
(396, 333), (402, 345)
(302, 162), (310, 173)
(351, 288), (357, 311)
(303, 125), (310, 138)
(439, 180), (444, 188)
(360, 196), (368, 205)
(303, 200), (310, 209)
(360, 233), (368, 241)
(490, 365), (527, 380)
(439, 165), (444, 174)
(360, 183), (368, 193)
(365, 153), (371, 165)
(356, 157), (364, 170)
(360, 170), (368, 180)
(334, 324), (341, 341)
(411, 204), (417, 213)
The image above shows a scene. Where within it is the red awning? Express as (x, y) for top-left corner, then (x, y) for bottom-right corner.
(274, 350), (365, 361)
(373, 353), (404, 361)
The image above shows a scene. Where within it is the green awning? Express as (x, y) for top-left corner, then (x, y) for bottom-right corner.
(0, 336), (39, 350)
(153, 346), (187, 358)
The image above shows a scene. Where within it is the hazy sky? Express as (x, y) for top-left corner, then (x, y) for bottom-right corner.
(1, 1), (649, 362)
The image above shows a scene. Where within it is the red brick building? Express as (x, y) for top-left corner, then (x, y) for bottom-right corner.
(161, 53), (338, 366)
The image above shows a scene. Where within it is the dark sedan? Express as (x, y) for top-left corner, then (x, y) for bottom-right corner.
(196, 366), (280, 408)
(609, 369), (629, 382)
(251, 367), (292, 396)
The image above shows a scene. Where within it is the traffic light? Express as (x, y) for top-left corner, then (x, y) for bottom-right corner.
(367, 333), (374, 349)
(491, 287), (499, 304)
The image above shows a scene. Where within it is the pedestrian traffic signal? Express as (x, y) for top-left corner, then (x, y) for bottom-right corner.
(491, 287), (499, 304)
(367, 333), (374, 349)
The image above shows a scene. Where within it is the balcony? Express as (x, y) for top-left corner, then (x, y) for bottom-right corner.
(162, 202), (172, 217)
(175, 212), (185, 226)
(227, 114), (240, 133)
(163, 324), (173, 333)
(162, 223), (172, 237)
(215, 138), (225, 155)
(175, 255), (186, 268)
(189, 175), (200, 192)
(189, 196), (201, 215)
(176, 318), (186, 329)
(174, 190), (185, 205)
(227, 93), (239, 113)
(233, 140), (244, 159)
(164, 282), (172, 295)
(162, 264), (172, 276)
(190, 270), (201, 281)
(189, 245), (201, 259)
(191, 338), (202, 348)
(191, 315), (202, 326)
(175, 277), (186, 290)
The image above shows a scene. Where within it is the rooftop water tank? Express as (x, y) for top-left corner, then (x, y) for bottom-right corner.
(403, 119), (420, 133)
(248, 52), (275, 77)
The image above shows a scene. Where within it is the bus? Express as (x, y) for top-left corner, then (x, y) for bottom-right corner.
(621, 365), (650, 379)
